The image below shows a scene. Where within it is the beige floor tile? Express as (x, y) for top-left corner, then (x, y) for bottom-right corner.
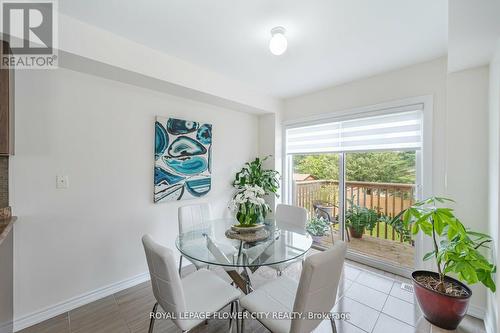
(17, 313), (69, 333)
(114, 280), (151, 300)
(115, 283), (157, 326)
(415, 315), (486, 333)
(129, 317), (178, 333)
(69, 295), (129, 333)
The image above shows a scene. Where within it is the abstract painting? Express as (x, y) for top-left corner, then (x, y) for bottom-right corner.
(154, 117), (212, 203)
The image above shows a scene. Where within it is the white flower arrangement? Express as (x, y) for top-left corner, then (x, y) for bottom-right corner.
(229, 184), (270, 225)
(229, 185), (268, 210)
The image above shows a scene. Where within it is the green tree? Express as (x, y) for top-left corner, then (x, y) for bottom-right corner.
(293, 151), (415, 184)
(293, 154), (339, 180)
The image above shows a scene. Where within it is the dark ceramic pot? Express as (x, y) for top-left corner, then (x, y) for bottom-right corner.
(412, 270), (471, 330)
(348, 226), (364, 239)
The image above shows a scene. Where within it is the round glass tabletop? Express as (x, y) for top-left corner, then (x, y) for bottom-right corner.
(175, 218), (312, 268)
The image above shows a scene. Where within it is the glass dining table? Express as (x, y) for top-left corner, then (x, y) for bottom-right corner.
(175, 218), (313, 294)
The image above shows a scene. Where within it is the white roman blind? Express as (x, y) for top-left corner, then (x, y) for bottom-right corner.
(286, 107), (423, 154)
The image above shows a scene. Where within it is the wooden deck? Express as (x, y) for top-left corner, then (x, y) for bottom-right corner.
(314, 229), (415, 269)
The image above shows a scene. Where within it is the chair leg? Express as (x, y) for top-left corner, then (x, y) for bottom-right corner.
(178, 255), (183, 276)
(235, 301), (240, 333)
(241, 311), (244, 333)
(148, 302), (158, 333)
(229, 301), (234, 328)
(330, 317), (337, 333)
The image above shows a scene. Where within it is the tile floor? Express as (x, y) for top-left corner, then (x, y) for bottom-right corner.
(18, 259), (486, 333)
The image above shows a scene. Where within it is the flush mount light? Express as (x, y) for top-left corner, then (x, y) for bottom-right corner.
(269, 26), (287, 56)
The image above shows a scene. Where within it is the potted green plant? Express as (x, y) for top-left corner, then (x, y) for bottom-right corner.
(394, 197), (496, 330)
(229, 156), (280, 228)
(345, 203), (379, 238)
(306, 217), (330, 243)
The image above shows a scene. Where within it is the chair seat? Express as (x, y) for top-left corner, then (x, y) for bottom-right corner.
(179, 269), (241, 331)
(240, 276), (298, 333)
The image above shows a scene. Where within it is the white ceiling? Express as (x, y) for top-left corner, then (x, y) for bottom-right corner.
(59, 0), (448, 98)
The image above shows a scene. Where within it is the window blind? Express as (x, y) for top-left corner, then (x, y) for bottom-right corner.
(286, 108), (423, 154)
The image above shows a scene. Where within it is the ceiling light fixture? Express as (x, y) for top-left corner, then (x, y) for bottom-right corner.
(269, 26), (287, 56)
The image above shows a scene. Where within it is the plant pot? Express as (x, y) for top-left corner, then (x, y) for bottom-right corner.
(231, 224), (264, 234)
(348, 226), (364, 239)
(311, 235), (323, 243)
(236, 210), (264, 226)
(412, 270), (471, 330)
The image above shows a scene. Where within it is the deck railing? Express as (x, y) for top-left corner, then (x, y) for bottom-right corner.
(295, 180), (415, 244)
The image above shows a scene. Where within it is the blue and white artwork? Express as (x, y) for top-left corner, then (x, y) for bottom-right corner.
(154, 117), (212, 203)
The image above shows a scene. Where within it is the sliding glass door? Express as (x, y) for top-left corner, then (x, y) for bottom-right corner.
(285, 106), (423, 274)
(344, 151), (416, 271)
(292, 153), (343, 247)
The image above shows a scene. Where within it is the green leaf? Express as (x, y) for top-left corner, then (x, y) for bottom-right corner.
(411, 222), (420, 235)
(401, 196), (497, 293)
(467, 231), (491, 239)
(423, 251), (436, 261)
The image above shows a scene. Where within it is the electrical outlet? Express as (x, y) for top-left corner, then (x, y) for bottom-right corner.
(56, 175), (69, 189)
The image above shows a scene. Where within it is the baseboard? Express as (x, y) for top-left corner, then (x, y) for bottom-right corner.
(467, 304), (485, 320)
(13, 272), (150, 332)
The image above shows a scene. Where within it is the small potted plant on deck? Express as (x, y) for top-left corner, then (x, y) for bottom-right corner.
(306, 216), (330, 243)
(229, 156), (280, 230)
(345, 202), (379, 239)
(393, 197), (496, 330)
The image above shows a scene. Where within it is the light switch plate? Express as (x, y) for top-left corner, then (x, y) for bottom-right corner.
(56, 175), (69, 189)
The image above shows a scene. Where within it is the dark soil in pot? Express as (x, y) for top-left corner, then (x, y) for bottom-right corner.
(412, 270), (471, 330)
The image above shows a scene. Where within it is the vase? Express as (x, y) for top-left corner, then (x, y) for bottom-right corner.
(236, 203), (265, 226)
(311, 235), (323, 243)
(349, 226), (364, 239)
(412, 270), (471, 330)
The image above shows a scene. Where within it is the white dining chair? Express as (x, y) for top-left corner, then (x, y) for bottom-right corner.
(142, 235), (241, 333)
(204, 233), (243, 330)
(275, 204), (308, 233)
(239, 241), (347, 333)
(178, 203), (212, 275)
(271, 204), (308, 275)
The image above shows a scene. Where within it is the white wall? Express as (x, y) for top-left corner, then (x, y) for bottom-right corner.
(257, 112), (284, 209)
(283, 58), (491, 317)
(446, 66), (490, 312)
(487, 40), (500, 333)
(10, 68), (259, 326)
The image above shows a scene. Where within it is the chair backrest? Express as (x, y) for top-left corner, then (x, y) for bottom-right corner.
(290, 241), (347, 333)
(178, 203), (212, 234)
(314, 205), (332, 222)
(142, 235), (186, 326)
(275, 204), (308, 231)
